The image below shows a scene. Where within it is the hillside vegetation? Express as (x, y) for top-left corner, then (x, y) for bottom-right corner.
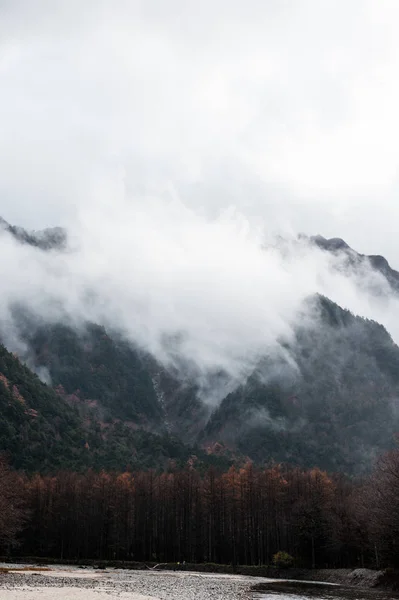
(1, 220), (399, 474)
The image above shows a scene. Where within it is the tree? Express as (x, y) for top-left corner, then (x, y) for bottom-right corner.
(363, 449), (399, 567)
(273, 551), (294, 568)
(0, 456), (28, 551)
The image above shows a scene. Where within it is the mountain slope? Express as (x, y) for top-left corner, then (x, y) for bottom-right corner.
(2, 218), (399, 474)
(310, 234), (399, 292)
(28, 322), (164, 425)
(0, 341), (86, 470)
(0, 341), (227, 472)
(8, 294), (399, 474)
(0, 217), (67, 251)
(203, 295), (399, 473)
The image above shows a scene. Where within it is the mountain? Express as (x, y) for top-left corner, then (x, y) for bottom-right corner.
(8, 294), (399, 475)
(0, 338), (227, 472)
(1, 220), (399, 474)
(21, 321), (212, 447)
(3, 219), (398, 290)
(310, 234), (399, 291)
(203, 295), (399, 473)
(0, 340), (85, 470)
(0, 217), (67, 250)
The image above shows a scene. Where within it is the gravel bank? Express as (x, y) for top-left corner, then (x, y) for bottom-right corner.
(0, 566), (264, 599)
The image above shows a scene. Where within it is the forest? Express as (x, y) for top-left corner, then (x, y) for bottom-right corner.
(2, 448), (399, 569)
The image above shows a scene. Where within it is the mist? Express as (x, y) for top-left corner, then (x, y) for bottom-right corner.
(1, 1), (399, 402)
(1, 187), (399, 405)
(2, 2), (399, 253)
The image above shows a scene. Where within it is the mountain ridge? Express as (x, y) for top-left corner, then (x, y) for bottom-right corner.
(3, 216), (399, 288)
(309, 234), (399, 291)
(1, 218), (399, 474)
(4, 292), (398, 475)
(0, 216), (67, 251)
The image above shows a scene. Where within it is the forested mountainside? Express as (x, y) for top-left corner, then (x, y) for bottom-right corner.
(2, 219), (399, 474)
(17, 320), (209, 444)
(0, 342), (225, 472)
(4, 295), (399, 475)
(0, 341), (85, 470)
(204, 296), (399, 473)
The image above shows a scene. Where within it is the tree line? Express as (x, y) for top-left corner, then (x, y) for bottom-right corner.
(2, 450), (399, 568)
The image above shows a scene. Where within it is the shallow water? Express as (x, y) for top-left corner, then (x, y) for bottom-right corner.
(252, 581), (399, 600)
(1, 565), (397, 600)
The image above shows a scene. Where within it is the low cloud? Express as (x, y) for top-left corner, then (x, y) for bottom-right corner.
(1, 1), (399, 402)
(1, 2), (399, 258)
(1, 187), (399, 405)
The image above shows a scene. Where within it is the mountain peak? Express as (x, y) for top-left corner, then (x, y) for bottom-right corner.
(0, 217), (67, 250)
(307, 233), (399, 292)
(310, 235), (351, 252)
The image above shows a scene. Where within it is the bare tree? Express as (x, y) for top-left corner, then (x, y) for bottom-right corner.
(0, 456), (28, 550)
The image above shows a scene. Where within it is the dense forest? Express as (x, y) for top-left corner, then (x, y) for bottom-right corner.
(3, 222), (399, 569)
(2, 449), (399, 569)
(0, 340), (229, 473)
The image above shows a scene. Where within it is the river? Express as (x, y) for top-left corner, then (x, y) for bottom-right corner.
(252, 581), (399, 600)
(0, 565), (396, 600)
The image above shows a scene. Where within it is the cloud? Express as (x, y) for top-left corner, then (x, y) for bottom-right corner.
(1, 1), (399, 257)
(1, 183), (399, 405)
(1, 1), (399, 401)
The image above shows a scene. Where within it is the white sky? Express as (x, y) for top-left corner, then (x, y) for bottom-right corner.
(2, 1), (399, 388)
(0, 0), (399, 260)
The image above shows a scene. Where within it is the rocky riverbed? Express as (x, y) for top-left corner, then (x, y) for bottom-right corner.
(0, 564), (270, 599)
(2, 563), (397, 600)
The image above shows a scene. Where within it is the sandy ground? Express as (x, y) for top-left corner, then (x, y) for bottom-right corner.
(0, 564), (269, 599)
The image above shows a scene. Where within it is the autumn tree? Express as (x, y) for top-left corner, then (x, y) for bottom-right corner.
(0, 456), (28, 551)
(362, 449), (399, 567)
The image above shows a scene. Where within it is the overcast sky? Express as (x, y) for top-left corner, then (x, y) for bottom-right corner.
(1, 0), (399, 261)
(3, 0), (399, 393)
